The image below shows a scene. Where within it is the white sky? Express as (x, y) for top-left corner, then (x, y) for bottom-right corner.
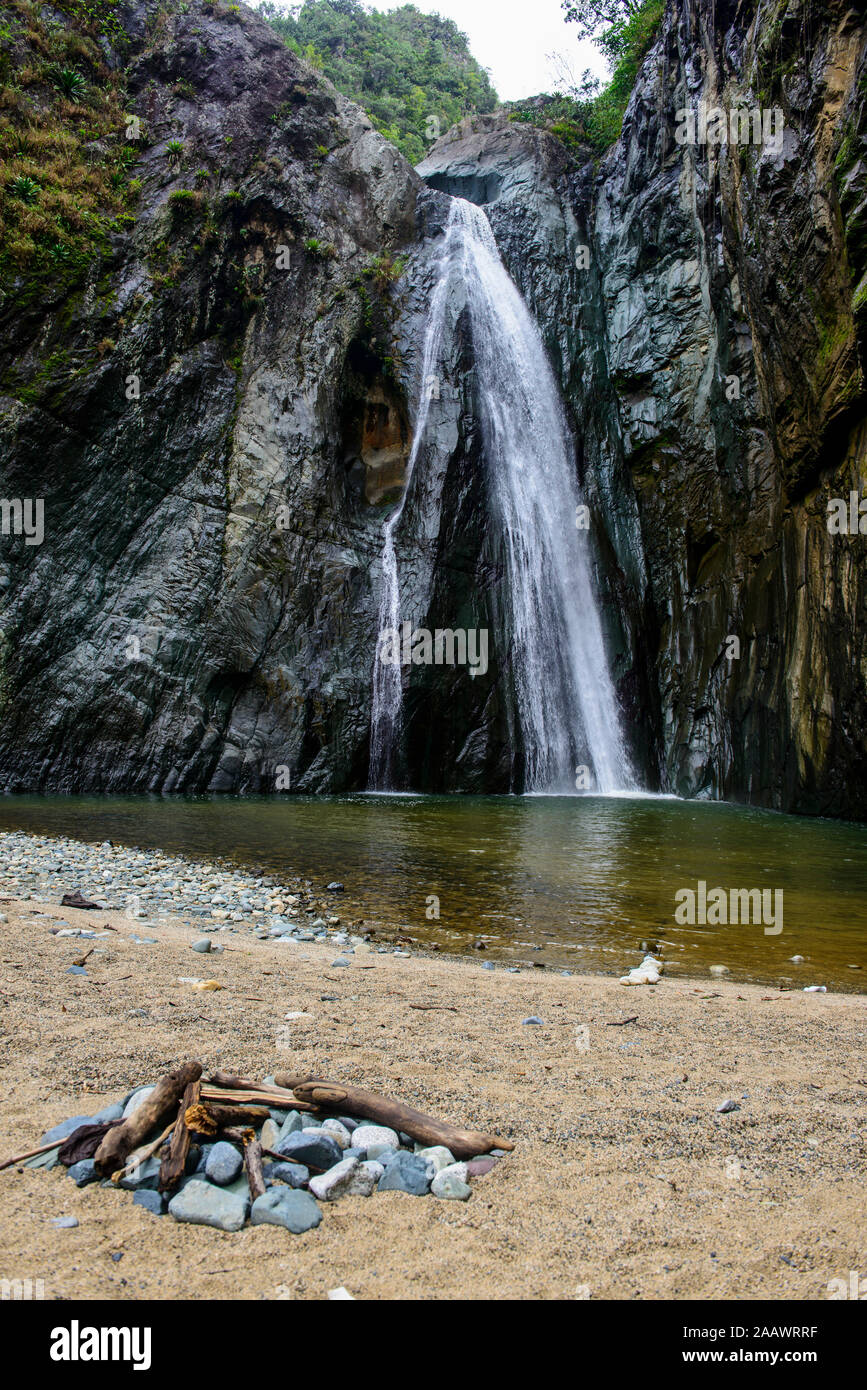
(381, 0), (610, 101)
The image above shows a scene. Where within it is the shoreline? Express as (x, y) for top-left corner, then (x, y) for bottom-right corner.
(0, 826), (862, 995)
(0, 833), (865, 1299)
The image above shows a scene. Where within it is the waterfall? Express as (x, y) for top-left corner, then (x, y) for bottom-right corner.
(368, 196), (635, 794)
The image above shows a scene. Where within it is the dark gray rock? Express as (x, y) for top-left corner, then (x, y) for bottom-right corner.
(269, 1162), (310, 1188)
(205, 1141), (243, 1185)
(67, 1159), (99, 1187)
(377, 1150), (433, 1196)
(274, 1132), (343, 1171)
(250, 1188), (322, 1233)
(133, 1189), (166, 1216)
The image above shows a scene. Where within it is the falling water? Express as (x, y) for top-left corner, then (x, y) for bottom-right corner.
(368, 197), (634, 794)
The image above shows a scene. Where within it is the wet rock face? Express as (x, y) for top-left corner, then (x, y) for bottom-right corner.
(0, 0), (422, 794)
(0, 0), (865, 813)
(419, 1), (867, 816)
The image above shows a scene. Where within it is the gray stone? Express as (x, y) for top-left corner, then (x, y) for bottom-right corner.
(205, 1141), (243, 1185)
(191, 938), (212, 953)
(122, 1086), (156, 1119)
(52, 1216), (79, 1228)
(168, 1179), (249, 1232)
(377, 1150), (433, 1196)
(352, 1124), (399, 1155)
(346, 1160), (383, 1196)
(320, 1119), (352, 1150)
(250, 1188), (321, 1233)
(308, 1156), (359, 1201)
(40, 1115), (94, 1145)
(68, 1159), (99, 1187)
(274, 1131), (343, 1170)
(269, 1162), (310, 1189)
(118, 1155), (161, 1191)
(431, 1163), (472, 1200)
(416, 1145), (456, 1174)
(133, 1189), (167, 1216)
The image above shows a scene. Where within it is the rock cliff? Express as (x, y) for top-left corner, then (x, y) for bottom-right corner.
(1, 0), (866, 815)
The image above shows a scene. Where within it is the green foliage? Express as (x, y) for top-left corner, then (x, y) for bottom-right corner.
(0, 0), (133, 302)
(258, 0), (498, 164)
(511, 0), (663, 154)
(304, 234), (336, 258)
(166, 137), (185, 164)
(363, 251), (406, 291)
(52, 65), (87, 100)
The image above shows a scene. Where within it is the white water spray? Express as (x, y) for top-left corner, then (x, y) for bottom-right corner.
(368, 197), (634, 794)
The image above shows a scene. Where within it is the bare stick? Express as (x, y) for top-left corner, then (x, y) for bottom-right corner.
(274, 1075), (514, 1159)
(0, 1140), (60, 1172)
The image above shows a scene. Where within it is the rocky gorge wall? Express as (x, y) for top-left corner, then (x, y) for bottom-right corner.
(1, 0), (866, 815)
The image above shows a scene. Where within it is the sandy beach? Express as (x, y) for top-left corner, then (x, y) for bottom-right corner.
(0, 879), (865, 1302)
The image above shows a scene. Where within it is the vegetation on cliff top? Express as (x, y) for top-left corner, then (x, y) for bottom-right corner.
(257, 0), (498, 164)
(509, 0), (664, 154)
(0, 0), (137, 304)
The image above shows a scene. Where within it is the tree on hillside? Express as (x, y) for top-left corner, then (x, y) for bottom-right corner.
(561, 0), (642, 40)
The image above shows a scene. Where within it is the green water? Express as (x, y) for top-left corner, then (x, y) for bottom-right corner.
(0, 793), (865, 991)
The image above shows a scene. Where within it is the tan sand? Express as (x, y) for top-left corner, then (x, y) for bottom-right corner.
(0, 894), (864, 1301)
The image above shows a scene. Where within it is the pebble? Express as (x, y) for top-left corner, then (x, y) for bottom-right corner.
(68, 1159), (99, 1187)
(377, 1151), (433, 1196)
(466, 1157), (498, 1177)
(326, 882), (344, 891)
(276, 1111), (305, 1142)
(716, 1100), (740, 1114)
(416, 1145), (455, 1174)
(327, 1287), (354, 1299)
(269, 1162), (310, 1188)
(522, 1016), (544, 1026)
(320, 1119), (353, 1150)
(804, 985), (827, 993)
(352, 1124), (399, 1154)
(309, 1156), (359, 1201)
(275, 1131), (343, 1171)
(168, 1180), (250, 1232)
(709, 964), (729, 976)
(260, 1119), (280, 1150)
(205, 1141), (243, 1185)
(52, 1217), (79, 1228)
(250, 1188), (321, 1233)
(330, 957), (350, 968)
(133, 1190), (166, 1216)
(346, 1160), (383, 1196)
(431, 1163), (471, 1200)
(191, 938), (212, 953)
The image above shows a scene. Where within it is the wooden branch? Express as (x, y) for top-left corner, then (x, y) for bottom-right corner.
(110, 1121), (176, 1185)
(201, 1085), (316, 1112)
(94, 1061), (203, 1175)
(244, 1138), (266, 1201)
(209, 1072), (295, 1095)
(159, 1078), (201, 1192)
(0, 1140), (60, 1172)
(274, 1075), (514, 1159)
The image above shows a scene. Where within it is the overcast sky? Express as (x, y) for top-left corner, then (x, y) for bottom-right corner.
(382, 0), (609, 100)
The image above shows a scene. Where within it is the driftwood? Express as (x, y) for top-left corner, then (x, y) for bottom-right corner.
(184, 1102), (270, 1136)
(159, 1078), (201, 1192)
(0, 1140), (61, 1172)
(94, 1061), (203, 1175)
(274, 1075), (514, 1159)
(58, 1121), (122, 1167)
(111, 1121), (176, 1185)
(202, 1081), (316, 1112)
(260, 1145), (328, 1175)
(60, 890), (101, 910)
